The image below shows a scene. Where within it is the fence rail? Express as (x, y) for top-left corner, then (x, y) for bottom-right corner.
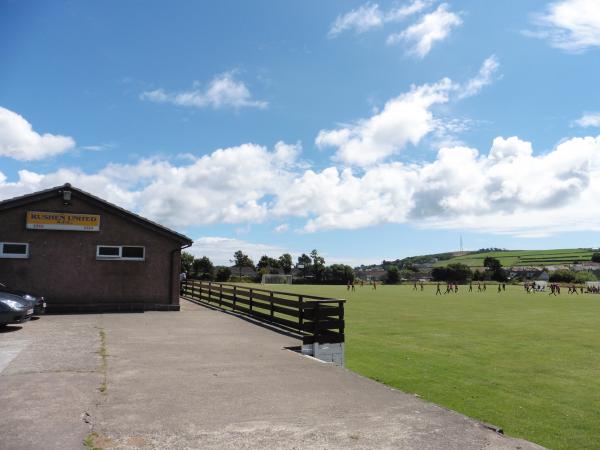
(182, 280), (345, 345)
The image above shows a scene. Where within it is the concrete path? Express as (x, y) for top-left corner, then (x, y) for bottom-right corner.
(0, 300), (545, 450)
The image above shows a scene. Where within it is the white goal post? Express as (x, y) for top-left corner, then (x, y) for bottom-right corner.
(261, 274), (293, 285)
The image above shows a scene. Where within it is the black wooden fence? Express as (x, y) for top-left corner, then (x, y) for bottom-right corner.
(182, 280), (345, 345)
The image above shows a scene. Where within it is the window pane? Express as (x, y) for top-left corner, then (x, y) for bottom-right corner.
(3, 244), (27, 255)
(98, 246), (119, 256)
(122, 247), (144, 259)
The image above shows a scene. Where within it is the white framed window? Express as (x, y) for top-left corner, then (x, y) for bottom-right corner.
(0, 242), (29, 259)
(96, 245), (145, 261)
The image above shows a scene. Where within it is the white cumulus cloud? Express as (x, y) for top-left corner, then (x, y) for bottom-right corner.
(328, 3), (384, 37)
(573, 112), (600, 128)
(457, 55), (501, 99)
(387, 3), (462, 57)
(2, 134), (600, 238)
(385, 0), (433, 22)
(140, 72), (267, 110)
(275, 135), (600, 236)
(530, 0), (600, 53)
(328, 1), (430, 37)
(315, 57), (500, 168)
(316, 78), (454, 166)
(0, 107), (76, 161)
(0, 141), (300, 228)
(273, 223), (289, 233)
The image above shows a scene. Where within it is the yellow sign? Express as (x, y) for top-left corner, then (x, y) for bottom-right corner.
(26, 211), (100, 231)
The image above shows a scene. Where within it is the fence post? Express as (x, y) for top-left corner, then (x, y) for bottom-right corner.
(233, 285), (237, 311)
(314, 302), (321, 345)
(338, 300), (345, 337)
(219, 283), (223, 307)
(298, 296), (304, 334)
(270, 291), (274, 320)
(249, 288), (253, 314)
(208, 282), (212, 303)
(197, 280), (201, 300)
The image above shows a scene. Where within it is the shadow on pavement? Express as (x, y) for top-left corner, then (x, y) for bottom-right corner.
(183, 297), (303, 342)
(0, 325), (23, 333)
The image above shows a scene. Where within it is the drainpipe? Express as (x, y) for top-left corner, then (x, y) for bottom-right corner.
(170, 242), (192, 305)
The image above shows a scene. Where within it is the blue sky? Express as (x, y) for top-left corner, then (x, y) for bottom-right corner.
(2, 0), (600, 265)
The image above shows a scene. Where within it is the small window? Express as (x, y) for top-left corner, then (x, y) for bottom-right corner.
(0, 242), (29, 259)
(122, 246), (144, 259)
(97, 246), (120, 257)
(96, 245), (145, 261)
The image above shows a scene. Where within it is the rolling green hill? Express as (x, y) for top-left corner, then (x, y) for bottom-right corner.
(433, 248), (596, 269)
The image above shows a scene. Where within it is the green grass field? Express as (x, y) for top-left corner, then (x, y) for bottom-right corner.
(433, 248), (595, 269)
(258, 283), (600, 449)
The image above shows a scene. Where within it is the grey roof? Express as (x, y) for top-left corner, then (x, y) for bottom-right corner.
(0, 183), (193, 245)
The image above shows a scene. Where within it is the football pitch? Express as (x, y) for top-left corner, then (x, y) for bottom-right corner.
(259, 283), (600, 449)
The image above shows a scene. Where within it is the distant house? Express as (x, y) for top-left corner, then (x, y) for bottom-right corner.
(537, 271), (550, 282)
(508, 266), (543, 280)
(355, 266), (387, 281)
(412, 262), (435, 269)
(572, 262), (600, 272)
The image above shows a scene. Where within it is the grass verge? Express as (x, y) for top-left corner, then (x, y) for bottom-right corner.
(253, 283), (600, 449)
(97, 328), (108, 393)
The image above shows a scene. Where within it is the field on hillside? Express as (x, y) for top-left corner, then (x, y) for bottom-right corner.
(433, 248), (595, 268)
(257, 283), (600, 449)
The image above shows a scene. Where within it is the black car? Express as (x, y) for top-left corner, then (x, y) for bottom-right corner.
(0, 291), (34, 326)
(0, 282), (46, 315)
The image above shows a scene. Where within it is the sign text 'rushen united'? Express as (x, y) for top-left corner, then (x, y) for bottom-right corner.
(26, 211), (100, 231)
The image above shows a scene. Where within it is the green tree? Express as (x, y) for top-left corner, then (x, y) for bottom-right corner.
(297, 253), (312, 278)
(399, 269), (416, 280)
(310, 249), (326, 281)
(192, 256), (214, 280)
(297, 253), (312, 266)
(574, 271), (598, 283)
(549, 270), (576, 283)
(432, 263), (472, 283)
(278, 253), (293, 274)
(324, 264), (354, 284)
(484, 257), (507, 281)
(181, 251), (194, 274)
(483, 257), (502, 272)
(233, 250), (254, 279)
(492, 267), (508, 282)
(215, 266), (231, 282)
(386, 266), (400, 284)
(592, 252), (600, 263)
(256, 255), (279, 273)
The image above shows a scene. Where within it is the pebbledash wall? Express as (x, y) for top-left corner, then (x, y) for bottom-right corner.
(0, 184), (192, 312)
